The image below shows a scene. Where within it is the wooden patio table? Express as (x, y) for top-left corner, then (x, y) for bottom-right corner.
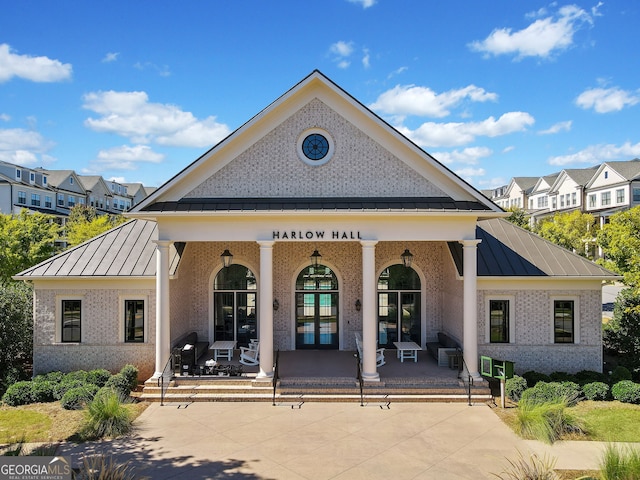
(210, 341), (236, 361)
(393, 341), (421, 363)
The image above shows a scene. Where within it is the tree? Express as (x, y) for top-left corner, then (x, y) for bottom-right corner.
(0, 209), (61, 283)
(603, 288), (640, 379)
(0, 282), (33, 395)
(505, 207), (530, 230)
(597, 205), (640, 289)
(535, 210), (599, 259)
(65, 205), (127, 247)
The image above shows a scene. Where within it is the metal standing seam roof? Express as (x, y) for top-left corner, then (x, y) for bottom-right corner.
(449, 218), (617, 277)
(140, 197), (493, 213)
(15, 217), (617, 280)
(15, 219), (179, 279)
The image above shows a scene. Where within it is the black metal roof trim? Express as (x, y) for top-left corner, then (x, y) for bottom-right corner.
(141, 197), (492, 213)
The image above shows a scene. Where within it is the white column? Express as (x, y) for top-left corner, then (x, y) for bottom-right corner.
(361, 240), (380, 381)
(257, 241), (275, 378)
(153, 240), (171, 378)
(461, 239), (481, 379)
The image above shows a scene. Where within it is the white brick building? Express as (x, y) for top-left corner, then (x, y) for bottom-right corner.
(16, 71), (616, 381)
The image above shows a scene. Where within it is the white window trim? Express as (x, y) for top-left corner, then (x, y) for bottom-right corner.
(550, 295), (580, 344)
(485, 295), (515, 344)
(55, 295), (84, 343)
(119, 295), (148, 343)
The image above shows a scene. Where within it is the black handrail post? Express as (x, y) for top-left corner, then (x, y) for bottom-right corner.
(272, 349), (280, 406)
(455, 347), (473, 406)
(355, 351), (364, 406)
(158, 354), (174, 406)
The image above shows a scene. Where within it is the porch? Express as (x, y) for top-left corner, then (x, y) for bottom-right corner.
(141, 349), (494, 404)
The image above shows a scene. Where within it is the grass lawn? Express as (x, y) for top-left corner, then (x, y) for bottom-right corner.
(0, 401), (148, 444)
(494, 400), (640, 443)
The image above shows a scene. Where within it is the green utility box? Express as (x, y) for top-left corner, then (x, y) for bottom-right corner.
(480, 356), (515, 380)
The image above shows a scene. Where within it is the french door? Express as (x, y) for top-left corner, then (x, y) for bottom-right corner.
(377, 265), (421, 348)
(295, 292), (339, 349)
(295, 265), (339, 349)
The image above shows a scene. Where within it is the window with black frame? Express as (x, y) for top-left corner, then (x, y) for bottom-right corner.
(124, 299), (144, 342)
(489, 299), (510, 343)
(61, 299), (81, 343)
(554, 300), (574, 343)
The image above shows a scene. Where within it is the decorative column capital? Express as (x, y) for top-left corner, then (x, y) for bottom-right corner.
(459, 239), (482, 248)
(360, 239), (378, 248)
(257, 240), (275, 248)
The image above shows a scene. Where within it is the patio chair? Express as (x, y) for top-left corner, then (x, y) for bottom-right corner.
(239, 341), (259, 366)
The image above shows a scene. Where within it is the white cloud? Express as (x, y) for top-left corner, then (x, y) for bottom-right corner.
(330, 41), (354, 57)
(399, 112), (535, 148)
(347, 0), (376, 8)
(362, 48), (371, 69)
(92, 144), (165, 171)
(469, 5), (593, 60)
(82, 90), (231, 148)
(0, 43), (72, 83)
(477, 177), (509, 189)
(387, 66), (408, 79)
(431, 146), (493, 165)
(455, 167), (486, 181)
(133, 61), (171, 77)
(539, 120), (572, 135)
(370, 84), (497, 118)
(575, 87), (640, 113)
(0, 127), (55, 165)
(102, 52), (120, 63)
(0, 114), (10, 122)
(548, 141), (640, 166)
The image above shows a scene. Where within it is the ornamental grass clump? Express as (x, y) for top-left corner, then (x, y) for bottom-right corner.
(81, 388), (132, 440)
(492, 450), (560, 480)
(600, 443), (640, 480)
(75, 454), (147, 480)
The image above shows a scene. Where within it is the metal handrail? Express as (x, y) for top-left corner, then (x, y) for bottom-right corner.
(158, 354), (174, 406)
(272, 349), (280, 406)
(455, 347), (473, 406)
(355, 351), (364, 406)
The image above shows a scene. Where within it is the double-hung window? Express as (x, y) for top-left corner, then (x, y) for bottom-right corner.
(553, 299), (576, 344)
(61, 299), (81, 343)
(17, 191), (26, 204)
(486, 296), (514, 344)
(124, 299), (145, 343)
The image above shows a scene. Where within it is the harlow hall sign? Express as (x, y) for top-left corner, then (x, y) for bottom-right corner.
(272, 230), (362, 240)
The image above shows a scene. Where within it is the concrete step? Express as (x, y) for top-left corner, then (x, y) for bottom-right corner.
(141, 375), (493, 403)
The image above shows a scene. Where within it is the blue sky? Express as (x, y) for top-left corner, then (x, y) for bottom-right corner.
(1, 1), (639, 190)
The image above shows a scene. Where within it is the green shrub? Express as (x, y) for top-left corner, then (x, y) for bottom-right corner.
(582, 382), (610, 401)
(522, 371), (550, 387)
(611, 366), (633, 384)
(576, 370), (608, 385)
(611, 381), (640, 404)
(549, 371), (576, 383)
(1, 381), (33, 406)
(41, 371), (65, 384)
(63, 370), (88, 383)
(119, 364), (138, 392)
(60, 384), (99, 410)
(86, 369), (112, 388)
(81, 388), (133, 439)
(600, 444), (640, 480)
(505, 375), (528, 402)
(29, 380), (55, 403)
(52, 378), (84, 400)
(520, 381), (582, 407)
(104, 374), (132, 399)
(514, 397), (584, 444)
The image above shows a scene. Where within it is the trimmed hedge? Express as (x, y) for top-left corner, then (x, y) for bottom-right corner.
(61, 384), (99, 410)
(520, 381), (582, 406)
(505, 375), (528, 402)
(2, 381), (34, 406)
(612, 380), (640, 404)
(582, 381), (609, 401)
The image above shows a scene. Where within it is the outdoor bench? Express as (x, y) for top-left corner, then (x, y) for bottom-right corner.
(426, 332), (460, 367)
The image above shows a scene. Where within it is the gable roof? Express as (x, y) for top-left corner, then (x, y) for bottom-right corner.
(449, 218), (616, 278)
(585, 159), (640, 188)
(130, 70), (501, 218)
(549, 167), (598, 193)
